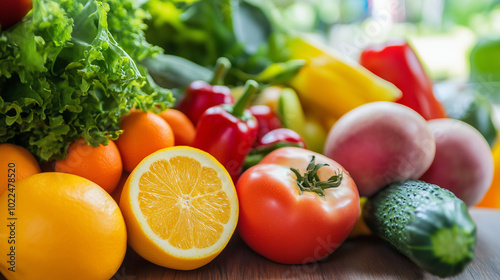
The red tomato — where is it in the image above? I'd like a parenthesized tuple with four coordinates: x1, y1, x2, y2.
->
(236, 147, 360, 264)
(0, 0, 32, 29)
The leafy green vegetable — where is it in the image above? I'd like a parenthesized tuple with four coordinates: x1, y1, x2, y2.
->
(0, 0, 173, 162)
(141, 0, 294, 85)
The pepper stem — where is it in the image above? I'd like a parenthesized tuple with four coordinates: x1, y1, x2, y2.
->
(232, 80, 259, 118)
(290, 156, 343, 197)
(211, 57, 231, 85)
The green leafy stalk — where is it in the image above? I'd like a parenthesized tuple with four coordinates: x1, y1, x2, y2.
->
(290, 156, 343, 197)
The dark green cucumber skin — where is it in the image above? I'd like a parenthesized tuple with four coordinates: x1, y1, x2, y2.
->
(363, 180, 477, 278)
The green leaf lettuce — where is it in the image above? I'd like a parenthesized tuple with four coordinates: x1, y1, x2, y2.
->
(0, 0, 173, 162)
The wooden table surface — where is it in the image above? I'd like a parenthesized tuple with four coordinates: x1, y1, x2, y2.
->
(110, 207, 500, 280)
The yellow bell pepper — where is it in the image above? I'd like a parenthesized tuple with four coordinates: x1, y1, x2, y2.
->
(302, 117, 328, 153)
(253, 86, 283, 114)
(477, 141, 500, 209)
(303, 103, 337, 132)
(287, 36, 401, 120)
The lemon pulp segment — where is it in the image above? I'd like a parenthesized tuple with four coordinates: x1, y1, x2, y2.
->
(137, 156, 231, 249)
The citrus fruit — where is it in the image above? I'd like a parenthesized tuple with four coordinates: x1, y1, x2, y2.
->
(55, 138, 123, 193)
(119, 146, 239, 270)
(116, 111, 175, 172)
(111, 171, 129, 205)
(0, 143, 40, 196)
(0, 172, 127, 280)
(159, 109, 196, 146)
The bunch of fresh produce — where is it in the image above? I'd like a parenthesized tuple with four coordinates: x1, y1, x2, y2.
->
(0, 0, 499, 279)
(0, 0, 172, 162)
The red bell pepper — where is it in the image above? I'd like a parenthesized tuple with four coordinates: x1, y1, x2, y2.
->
(359, 40, 447, 120)
(177, 57, 235, 125)
(248, 105, 282, 140)
(192, 80, 259, 182)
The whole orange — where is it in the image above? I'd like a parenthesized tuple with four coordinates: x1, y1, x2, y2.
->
(0, 172, 127, 280)
(159, 109, 196, 146)
(55, 138, 123, 194)
(116, 111, 175, 172)
(0, 143, 41, 196)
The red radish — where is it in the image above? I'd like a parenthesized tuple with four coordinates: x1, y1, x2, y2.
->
(419, 118, 494, 206)
(324, 102, 435, 196)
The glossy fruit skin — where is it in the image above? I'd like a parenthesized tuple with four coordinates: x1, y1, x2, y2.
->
(324, 102, 436, 196)
(257, 128, 306, 148)
(177, 80, 235, 125)
(0, 143, 40, 196)
(55, 138, 123, 193)
(359, 40, 447, 120)
(236, 147, 359, 264)
(0, 172, 127, 280)
(192, 105, 258, 182)
(192, 80, 259, 183)
(116, 111, 174, 172)
(249, 105, 282, 140)
(159, 109, 196, 146)
(419, 119, 494, 207)
(0, 0, 32, 29)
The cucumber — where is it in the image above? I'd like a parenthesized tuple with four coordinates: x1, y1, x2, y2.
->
(141, 54, 213, 89)
(363, 180, 476, 278)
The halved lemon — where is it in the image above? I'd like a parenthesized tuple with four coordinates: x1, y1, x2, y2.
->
(119, 146, 239, 270)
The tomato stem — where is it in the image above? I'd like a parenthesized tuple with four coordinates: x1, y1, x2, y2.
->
(290, 156, 343, 197)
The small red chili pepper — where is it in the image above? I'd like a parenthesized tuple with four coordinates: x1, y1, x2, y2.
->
(177, 57, 235, 125)
(244, 128, 306, 170)
(249, 105, 282, 141)
(192, 80, 260, 182)
(257, 128, 306, 148)
(359, 40, 447, 120)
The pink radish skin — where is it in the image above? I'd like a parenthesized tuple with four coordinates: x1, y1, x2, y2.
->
(419, 119, 494, 207)
(324, 102, 436, 196)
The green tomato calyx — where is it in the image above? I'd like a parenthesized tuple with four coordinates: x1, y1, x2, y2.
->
(290, 156, 343, 197)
